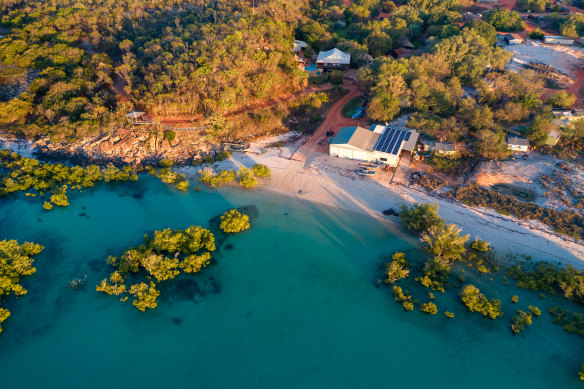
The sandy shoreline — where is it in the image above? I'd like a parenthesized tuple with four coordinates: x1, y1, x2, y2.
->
(177, 135, 584, 267)
(2, 134, 584, 267)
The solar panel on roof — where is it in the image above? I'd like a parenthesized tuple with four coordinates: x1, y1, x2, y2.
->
(373, 126, 413, 155)
(391, 131, 406, 154)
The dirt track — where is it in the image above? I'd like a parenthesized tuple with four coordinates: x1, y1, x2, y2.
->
(292, 81, 368, 163)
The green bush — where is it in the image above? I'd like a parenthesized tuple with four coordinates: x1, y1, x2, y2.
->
(384, 252, 410, 284)
(199, 169, 236, 188)
(393, 285, 414, 311)
(460, 284, 503, 319)
(511, 310, 532, 333)
(159, 159, 174, 168)
(421, 302, 438, 314)
(238, 167, 258, 189)
(220, 209, 250, 233)
(175, 180, 189, 191)
(0, 239, 44, 333)
(251, 163, 271, 177)
(330, 70, 343, 85)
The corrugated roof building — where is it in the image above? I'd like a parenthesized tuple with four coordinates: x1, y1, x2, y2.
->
(330, 125, 419, 166)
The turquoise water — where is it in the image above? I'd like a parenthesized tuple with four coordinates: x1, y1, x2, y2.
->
(0, 175, 583, 388)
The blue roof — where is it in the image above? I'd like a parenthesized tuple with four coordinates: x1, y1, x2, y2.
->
(330, 127, 357, 145)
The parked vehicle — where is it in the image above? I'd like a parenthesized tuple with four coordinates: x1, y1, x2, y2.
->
(355, 169, 377, 176)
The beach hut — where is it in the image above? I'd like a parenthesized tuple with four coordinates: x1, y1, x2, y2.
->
(316, 48, 351, 70)
(507, 136, 530, 152)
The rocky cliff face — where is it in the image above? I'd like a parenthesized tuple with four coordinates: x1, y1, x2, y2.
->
(33, 128, 213, 165)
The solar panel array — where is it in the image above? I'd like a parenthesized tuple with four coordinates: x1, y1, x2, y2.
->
(373, 127, 408, 155)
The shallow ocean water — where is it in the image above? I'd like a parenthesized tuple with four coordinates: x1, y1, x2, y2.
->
(0, 176, 582, 388)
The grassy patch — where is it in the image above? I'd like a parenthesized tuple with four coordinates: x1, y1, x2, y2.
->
(308, 74, 329, 85)
(490, 183, 536, 203)
(341, 97, 365, 118)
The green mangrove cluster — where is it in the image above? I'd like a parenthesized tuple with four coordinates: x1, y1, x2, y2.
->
(199, 164, 271, 189)
(0, 150, 137, 209)
(0, 239, 44, 332)
(96, 226, 215, 311)
(220, 209, 250, 234)
(146, 159, 190, 191)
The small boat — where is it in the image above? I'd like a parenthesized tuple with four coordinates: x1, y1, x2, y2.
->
(359, 162, 380, 168)
(222, 143, 250, 152)
(355, 169, 377, 176)
(351, 106, 365, 119)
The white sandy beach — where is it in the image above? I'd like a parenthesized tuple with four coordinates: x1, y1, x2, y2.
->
(177, 134, 584, 267)
(3, 134, 584, 267)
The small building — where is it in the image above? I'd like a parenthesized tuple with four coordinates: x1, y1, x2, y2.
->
(126, 111, 152, 124)
(504, 33, 523, 45)
(578, 37, 584, 46)
(316, 48, 351, 70)
(462, 12, 481, 22)
(507, 136, 530, 152)
(293, 40, 307, 53)
(552, 109, 584, 126)
(392, 48, 413, 59)
(545, 129, 561, 146)
(544, 35, 574, 45)
(329, 125, 419, 166)
(434, 142, 457, 156)
(375, 12, 391, 21)
(400, 38, 415, 50)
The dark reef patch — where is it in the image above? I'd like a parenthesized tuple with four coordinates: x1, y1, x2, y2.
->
(224, 244, 234, 250)
(158, 275, 221, 303)
(171, 317, 183, 325)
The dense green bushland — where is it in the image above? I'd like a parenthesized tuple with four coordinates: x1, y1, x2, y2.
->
(0, 239, 44, 332)
(0, 149, 137, 208)
(96, 225, 216, 311)
(0, 0, 307, 139)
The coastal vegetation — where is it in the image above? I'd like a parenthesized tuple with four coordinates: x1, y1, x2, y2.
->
(451, 184, 584, 240)
(460, 284, 503, 319)
(511, 310, 533, 333)
(421, 302, 438, 314)
(96, 225, 216, 311)
(199, 165, 270, 190)
(393, 285, 414, 311)
(384, 252, 410, 284)
(0, 239, 44, 332)
(220, 210, 250, 234)
(0, 150, 137, 208)
(508, 261, 584, 305)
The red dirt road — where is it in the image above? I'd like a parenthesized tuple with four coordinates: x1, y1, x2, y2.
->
(292, 82, 368, 163)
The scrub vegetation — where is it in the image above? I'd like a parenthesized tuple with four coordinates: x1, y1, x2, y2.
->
(220, 209, 250, 234)
(381, 202, 584, 379)
(0, 239, 44, 332)
(96, 225, 216, 311)
(0, 150, 137, 209)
